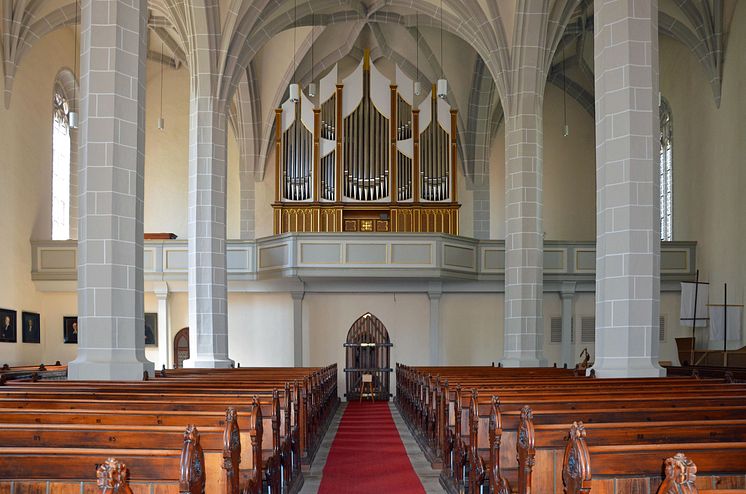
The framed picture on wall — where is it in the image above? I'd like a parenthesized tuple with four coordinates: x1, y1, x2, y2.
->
(63, 316, 78, 344)
(21, 312, 40, 344)
(144, 313, 158, 346)
(0, 308, 17, 343)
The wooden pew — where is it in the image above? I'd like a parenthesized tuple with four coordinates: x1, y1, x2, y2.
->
(562, 422, 746, 493)
(0, 425, 207, 494)
(657, 453, 746, 494)
(0, 406, 262, 494)
(515, 406, 746, 493)
(0, 365, 339, 493)
(0, 390, 290, 492)
(397, 364, 746, 494)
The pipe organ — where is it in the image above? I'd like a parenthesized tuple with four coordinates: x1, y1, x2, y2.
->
(274, 50, 459, 234)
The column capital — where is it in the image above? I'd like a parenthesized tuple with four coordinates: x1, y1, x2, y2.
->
(153, 282, 169, 300)
(560, 281, 577, 298)
(427, 282, 443, 300)
(291, 291, 305, 302)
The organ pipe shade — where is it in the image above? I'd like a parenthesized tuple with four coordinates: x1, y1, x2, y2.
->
(437, 79, 448, 99)
(289, 83, 300, 102)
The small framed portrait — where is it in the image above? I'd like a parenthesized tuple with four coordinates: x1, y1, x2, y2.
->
(144, 313, 158, 346)
(63, 316, 78, 344)
(0, 308, 17, 343)
(21, 312, 40, 344)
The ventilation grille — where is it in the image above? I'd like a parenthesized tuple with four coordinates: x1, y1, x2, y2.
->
(660, 316, 666, 342)
(581, 317, 595, 343)
(550, 317, 562, 343)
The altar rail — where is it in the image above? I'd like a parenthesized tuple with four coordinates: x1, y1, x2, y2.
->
(31, 236, 696, 285)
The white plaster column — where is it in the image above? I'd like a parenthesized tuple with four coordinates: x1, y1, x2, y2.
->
(428, 283, 443, 364)
(502, 90, 547, 367)
(183, 90, 233, 369)
(154, 283, 170, 370)
(593, 0, 663, 377)
(560, 282, 576, 368)
(291, 291, 304, 366)
(68, 0, 153, 380)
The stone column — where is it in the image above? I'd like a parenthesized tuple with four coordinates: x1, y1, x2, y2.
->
(291, 291, 305, 366)
(560, 282, 576, 368)
(183, 92, 233, 368)
(68, 0, 153, 380)
(472, 184, 490, 240)
(502, 91, 547, 367)
(593, 0, 663, 377)
(239, 170, 256, 240)
(154, 283, 170, 370)
(428, 283, 443, 364)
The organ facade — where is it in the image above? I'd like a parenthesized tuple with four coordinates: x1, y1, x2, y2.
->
(273, 50, 460, 234)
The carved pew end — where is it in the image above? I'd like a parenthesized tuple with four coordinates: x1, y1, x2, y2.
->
(97, 458, 134, 494)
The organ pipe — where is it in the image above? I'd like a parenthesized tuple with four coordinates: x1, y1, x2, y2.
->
(274, 55, 456, 208)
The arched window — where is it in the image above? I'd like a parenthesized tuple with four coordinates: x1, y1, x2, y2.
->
(660, 98, 673, 241)
(52, 85, 71, 240)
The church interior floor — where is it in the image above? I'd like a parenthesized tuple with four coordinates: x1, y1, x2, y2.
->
(298, 401, 445, 494)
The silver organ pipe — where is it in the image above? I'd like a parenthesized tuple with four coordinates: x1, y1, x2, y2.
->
(342, 62, 390, 202)
(320, 96, 336, 201)
(419, 97, 450, 202)
(282, 103, 313, 201)
(276, 56, 454, 214)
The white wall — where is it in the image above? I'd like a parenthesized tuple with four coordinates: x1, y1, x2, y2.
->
(0, 28, 76, 366)
(228, 293, 294, 366)
(490, 83, 597, 240)
(660, 3, 746, 346)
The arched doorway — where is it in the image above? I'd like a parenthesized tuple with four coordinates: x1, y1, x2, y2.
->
(173, 328, 189, 369)
(344, 313, 392, 401)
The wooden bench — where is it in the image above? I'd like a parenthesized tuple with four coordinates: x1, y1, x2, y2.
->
(562, 422, 746, 493)
(0, 365, 339, 494)
(0, 406, 262, 494)
(396, 364, 746, 494)
(0, 425, 207, 494)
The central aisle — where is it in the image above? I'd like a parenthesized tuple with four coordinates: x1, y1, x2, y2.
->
(317, 402, 426, 494)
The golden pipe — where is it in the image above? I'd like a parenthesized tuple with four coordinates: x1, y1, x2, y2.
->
(275, 109, 283, 203)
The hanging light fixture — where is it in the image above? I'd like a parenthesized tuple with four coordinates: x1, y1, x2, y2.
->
(562, 46, 569, 137)
(289, 0, 300, 102)
(436, 0, 448, 99)
(158, 42, 165, 130)
(68, 0, 79, 129)
(308, 14, 316, 97)
(414, 13, 421, 96)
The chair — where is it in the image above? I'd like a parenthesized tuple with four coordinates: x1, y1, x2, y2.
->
(360, 373, 374, 402)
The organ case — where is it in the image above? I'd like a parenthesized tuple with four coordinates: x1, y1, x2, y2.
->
(273, 50, 460, 234)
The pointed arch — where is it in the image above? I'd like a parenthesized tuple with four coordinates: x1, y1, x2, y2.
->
(344, 313, 392, 401)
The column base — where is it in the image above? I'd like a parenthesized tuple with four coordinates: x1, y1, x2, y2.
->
(182, 356, 234, 369)
(590, 358, 665, 378)
(68, 357, 155, 381)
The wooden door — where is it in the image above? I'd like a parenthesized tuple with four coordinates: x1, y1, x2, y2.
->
(344, 313, 392, 401)
(173, 328, 189, 369)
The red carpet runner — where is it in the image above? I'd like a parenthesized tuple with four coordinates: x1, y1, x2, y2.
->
(318, 402, 426, 494)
